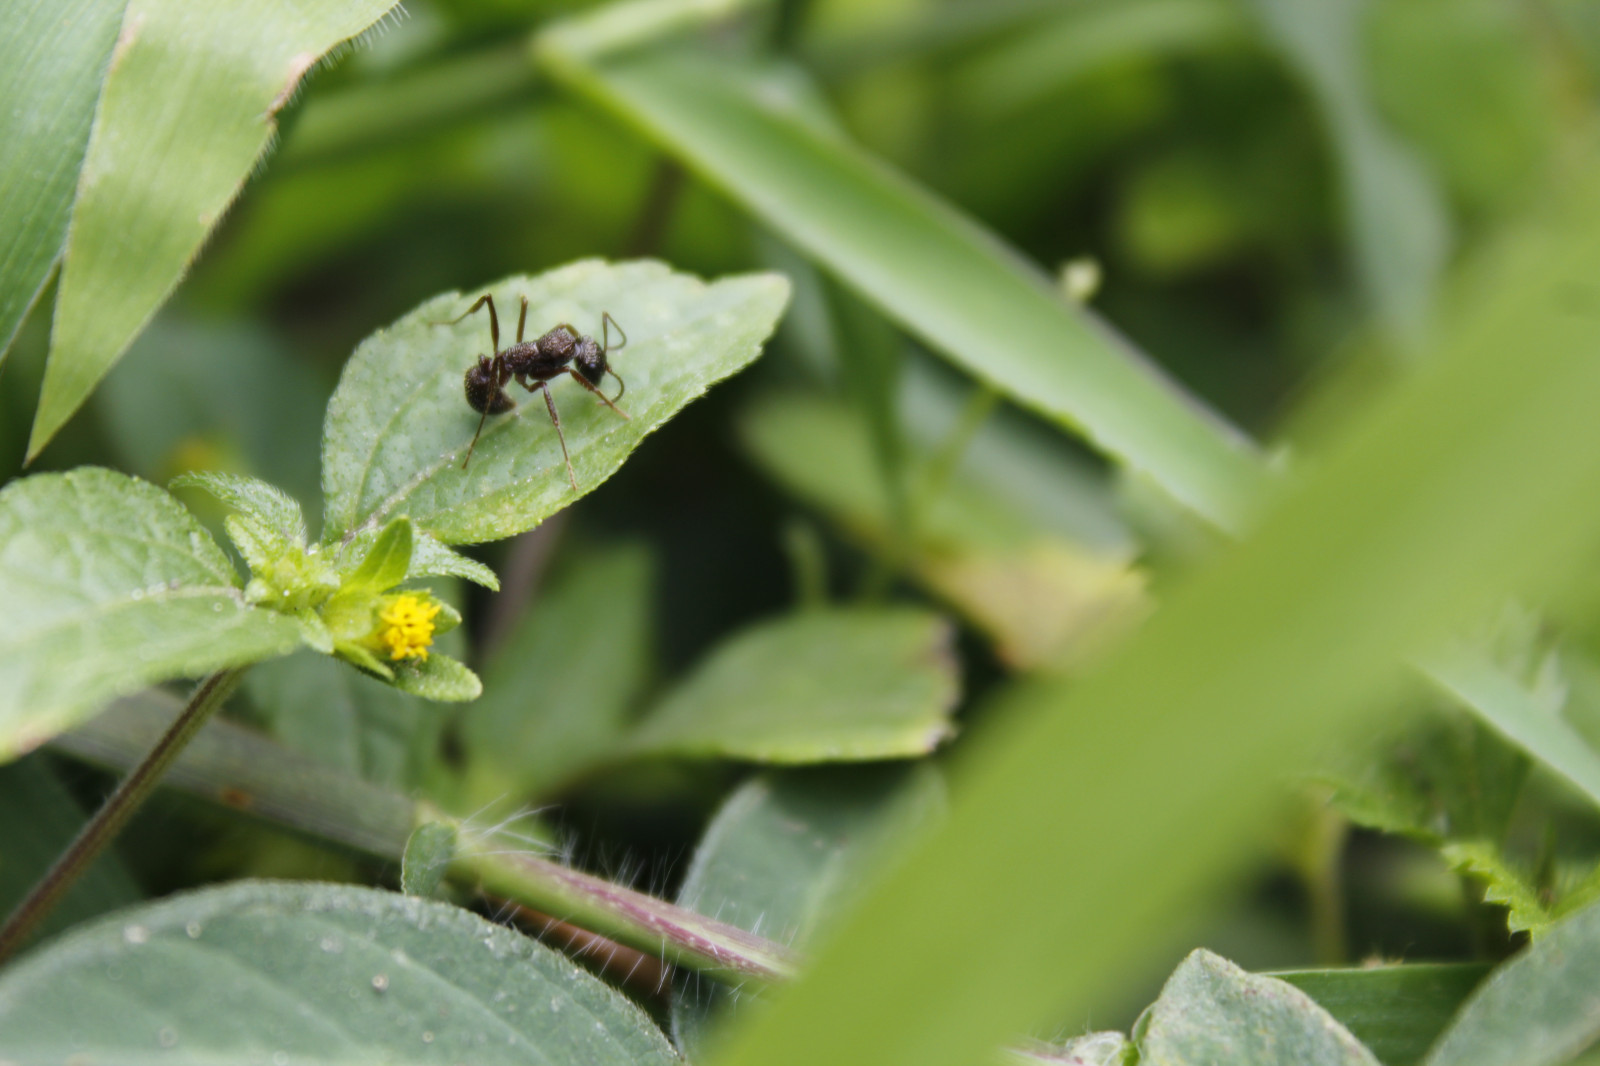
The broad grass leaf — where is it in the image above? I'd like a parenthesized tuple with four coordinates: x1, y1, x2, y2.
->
(460, 543, 654, 804)
(321, 259, 789, 545)
(0, 0, 124, 363)
(672, 766, 944, 1058)
(1139, 950, 1380, 1065)
(702, 173, 1600, 1066)
(628, 608, 958, 763)
(1424, 897, 1600, 1066)
(538, 40, 1268, 532)
(27, 0, 401, 459)
(0, 880, 680, 1065)
(1273, 965, 1488, 1066)
(0, 468, 302, 762)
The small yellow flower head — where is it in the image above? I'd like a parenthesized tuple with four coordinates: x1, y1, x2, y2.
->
(378, 594, 441, 661)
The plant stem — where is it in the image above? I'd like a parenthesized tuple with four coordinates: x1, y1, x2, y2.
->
(0, 669, 244, 965)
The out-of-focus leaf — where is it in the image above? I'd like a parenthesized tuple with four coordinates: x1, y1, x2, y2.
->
(1439, 841, 1549, 937)
(27, 0, 402, 459)
(742, 394, 1146, 671)
(0, 0, 125, 364)
(1009, 1033, 1132, 1065)
(539, 37, 1268, 533)
(0, 756, 142, 943)
(244, 652, 444, 791)
(628, 607, 958, 763)
(0, 881, 681, 1064)
(672, 766, 945, 1059)
(460, 543, 654, 803)
(1247, 0, 1450, 342)
(1424, 898, 1600, 1066)
(0, 468, 302, 762)
(320, 259, 789, 545)
(1138, 950, 1380, 1065)
(1275, 964, 1488, 1066)
(400, 821, 456, 899)
(704, 173, 1600, 1066)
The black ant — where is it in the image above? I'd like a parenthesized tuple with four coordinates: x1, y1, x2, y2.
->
(446, 293, 629, 486)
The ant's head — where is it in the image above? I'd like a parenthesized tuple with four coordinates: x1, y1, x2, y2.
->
(464, 356, 513, 415)
(573, 337, 607, 387)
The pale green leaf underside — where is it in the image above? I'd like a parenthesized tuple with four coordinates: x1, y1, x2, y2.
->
(629, 608, 958, 762)
(1424, 898, 1600, 1066)
(0, 468, 301, 761)
(1141, 950, 1380, 1065)
(0, 0, 124, 362)
(171, 469, 308, 545)
(29, 0, 401, 458)
(0, 880, 680, 1065)
(540, 45, 1267, 532)
(673, 766, 945, 1058)
(321, 259, 789, 545)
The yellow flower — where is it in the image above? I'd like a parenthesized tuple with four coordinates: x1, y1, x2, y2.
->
(378, 594, 441, 661)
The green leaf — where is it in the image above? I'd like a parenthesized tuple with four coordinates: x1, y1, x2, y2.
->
(401, 821, 456, 899)
(345, 515, 415, 592)
(539, 40, 1268, 532)
(171, 469, 308, 546)
(1441, 841, 1551, 937)
(672, 766, 945, 1058)
(628, 607, 958, 763)
(1424, 898, 1600, 1066)
(461, 543, 654, 803)
(244, 652, 445, 791)
(388, 652, 481, 703)
(0, 468, 303, 762)
(702, 172, 1600, 1066)
(0, 0, 125, 363)
(0, 880, 680, 1064)
(0, 755, 142, 943)
(320, 259, 789, 545)
(1246, 0, 1450, 343)
(409, 534, 500, 590)
(27, 0, 402, 459)
(741, 392, 1147, 671)
(1274, 964, 1489, 1066)
(1138, 950, 1380, 1065)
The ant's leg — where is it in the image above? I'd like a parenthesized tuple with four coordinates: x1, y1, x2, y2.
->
(536, 382, 578, 490)
(567, 367, 631, 420)
(461, 405, 492, 469)
(441, 294, 500, 353)
(516, 296, 529, 344)
(605, 367, 626, 405)
(601, 311, 627, 351)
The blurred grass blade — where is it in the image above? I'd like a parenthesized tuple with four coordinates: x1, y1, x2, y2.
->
(538, 37, 1269, 532)
(0, 0, 125, 365)
(26, 0, 401, 460)
(1248, 0, 1450, 343)
(1274, 965, 1489, 1066)
(704, 178, 1600, 1066)
(1422, 647, 1600, 810)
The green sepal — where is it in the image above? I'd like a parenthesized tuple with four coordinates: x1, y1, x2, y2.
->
(344, 515, 414, 593)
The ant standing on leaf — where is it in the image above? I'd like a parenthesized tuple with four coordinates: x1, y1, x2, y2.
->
(447, 293, 630, 486)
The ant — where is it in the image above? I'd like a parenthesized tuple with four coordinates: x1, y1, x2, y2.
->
(446, 293, 630, 486)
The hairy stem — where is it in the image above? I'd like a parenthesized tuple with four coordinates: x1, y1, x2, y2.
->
(0, 669, 244, 965)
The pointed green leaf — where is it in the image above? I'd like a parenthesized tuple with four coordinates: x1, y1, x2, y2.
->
(538, 41, 1268, 531)
(409, 534, 499, 590)
(629, 608, 958, 763)
(0, 0, 125, 363)
(27, 0, 402, 458)
(462, 543, 654, 803)
(1441, 841, 1551, 936)
(223, 513, 282, 572)
(1140, 950, 1380, 1065)
(0, 881, 680, 1065)
(0, 468, 302, 762)
(345, 515, 414, 592)
(321, 259, 789, 545)
(1425, 897, 1600, 1066)
(1274, 964, 1488, 1066)
(171, 470, 307, 545)
(673, 766, 945, 1058)
(388, 653, 481, 703)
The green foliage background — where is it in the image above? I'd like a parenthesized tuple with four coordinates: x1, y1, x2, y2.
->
(7, 0, 1600, 1063)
